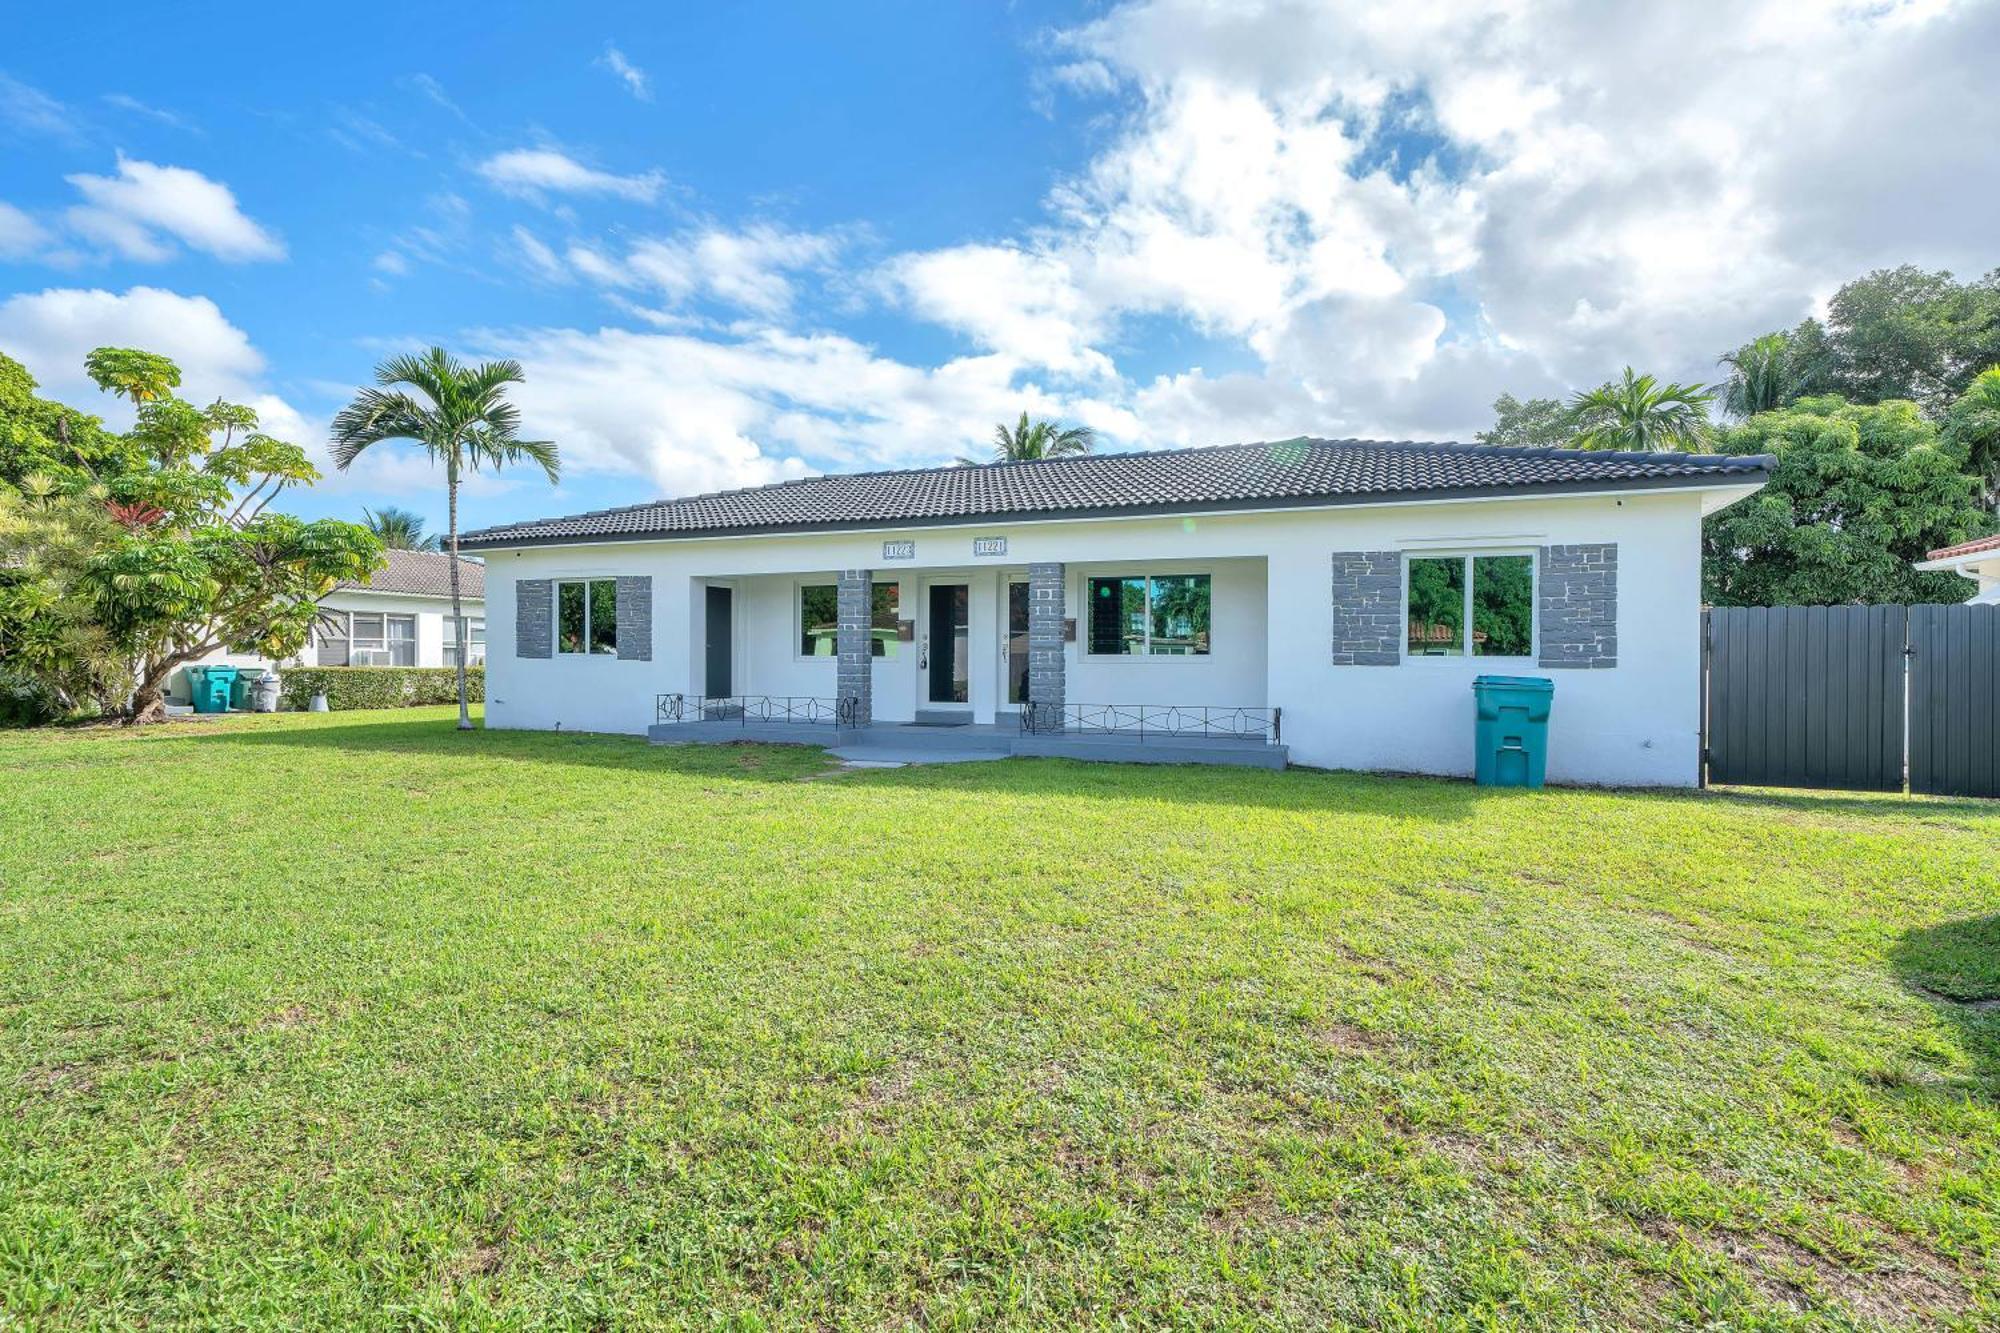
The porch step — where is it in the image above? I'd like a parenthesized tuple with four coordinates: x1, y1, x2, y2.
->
(651, 718, 1288, 769)
(911, 709, 973, 727)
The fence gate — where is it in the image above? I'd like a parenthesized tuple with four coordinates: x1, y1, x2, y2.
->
(1909, 603, 1999, 797)
(1703, 606, 1906, 791)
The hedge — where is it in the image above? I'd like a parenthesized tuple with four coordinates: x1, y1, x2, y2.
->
(278, 666, 484, 712)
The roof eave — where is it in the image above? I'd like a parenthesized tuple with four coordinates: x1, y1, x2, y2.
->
(458, 464, 1774, 552)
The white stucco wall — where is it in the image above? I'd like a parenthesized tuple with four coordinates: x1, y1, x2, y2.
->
(480, 485, 1749, 786)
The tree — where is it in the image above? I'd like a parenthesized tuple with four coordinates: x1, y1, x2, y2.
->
(362, 505, 440, 551)
(970, 412, 1094, 465)
(1820, 266, 2000, 413)
(1569, 368, 1716, 452)
(1942, 365, 2000, 512)
(1718, 332, 1797, 419)
(0, 353, 141, 491)
(1476, 394, 1578, 448)
(330, 347, 558, 730)
(0, 348, 383, 723)
(1702, 396, 1993, 606)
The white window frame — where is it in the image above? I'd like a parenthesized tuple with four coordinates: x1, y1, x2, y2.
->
(443, 615, 486, 668)
(1080, 570, 1215, 661)
(324, 610, 415, 667)
(1400, 548, 1538, 664)
(794, 578, 901, 662)
(553, 578, 620, 657)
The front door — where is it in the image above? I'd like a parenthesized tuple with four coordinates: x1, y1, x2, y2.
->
(925, 582, 970, 704)
(1005, 578, 1030, 708)
(704, 585, 733, 696)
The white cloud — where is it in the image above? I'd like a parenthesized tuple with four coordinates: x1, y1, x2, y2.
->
(475, 148, 665, 204)
(63, 156, 285, 263)
(0, 286, 266, 416)
(558, 223, 843, 315)
(0, 74, 77, 141)
(509, 226, 569, 283)
(0, 202, 49, 259)
(102, 93, 200, 134)
(598, 45, 653, 101)
(372, 250, 410, 276)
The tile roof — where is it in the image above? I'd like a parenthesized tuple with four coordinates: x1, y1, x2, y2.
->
(1925, 533, 2000, 561)
(340, 548, 486, 599)
(459, 437, 1773, 550)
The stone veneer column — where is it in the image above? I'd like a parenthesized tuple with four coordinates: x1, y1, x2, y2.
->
(1537, 543, 1618, 668)
(835, 569, 873, 726)
(1329, 552, 1403, 665)
(1027, 562, 1066, 730)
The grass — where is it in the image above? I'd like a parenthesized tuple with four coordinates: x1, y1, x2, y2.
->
(0, 708, 1996, 1330)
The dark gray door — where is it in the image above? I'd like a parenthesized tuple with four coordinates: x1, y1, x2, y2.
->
(1704, 605, 1905, 791)
(705, 585, 733, 696)
(1909, 603, 1999, 797)
(927, 583, 969, 704)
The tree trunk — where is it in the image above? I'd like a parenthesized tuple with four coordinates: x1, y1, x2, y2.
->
(448, 460, 471, 731)
(125, 683, 169, 726)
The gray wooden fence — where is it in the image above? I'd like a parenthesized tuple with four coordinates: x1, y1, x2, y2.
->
(1703, 603, 1998, 797)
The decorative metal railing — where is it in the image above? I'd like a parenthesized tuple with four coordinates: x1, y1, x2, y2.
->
(655, 694, 858, 727)
(1018, 702, 1280, 743)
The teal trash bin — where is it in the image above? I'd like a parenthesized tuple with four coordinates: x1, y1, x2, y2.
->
(228, 671, 257, 711)
(188, 665, 239, 714)
(1472, 675, 1553, 788)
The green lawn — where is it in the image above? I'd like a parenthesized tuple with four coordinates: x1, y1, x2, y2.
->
(1, 709, 1996, 1330)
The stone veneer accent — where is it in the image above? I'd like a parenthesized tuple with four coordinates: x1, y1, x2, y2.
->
(515, 579, 551, 658)
(614, 575, 652, 661)
(835, 569, 873, 724)
(1329, 551, 1403, 665)
(1026, 562, 1066, 730)
(1537, 543, 1618, 668)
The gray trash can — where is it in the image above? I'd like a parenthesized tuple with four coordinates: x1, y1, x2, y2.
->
(253, 671, 281, 713)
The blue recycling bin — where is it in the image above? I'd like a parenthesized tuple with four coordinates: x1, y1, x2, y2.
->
(187, 665, 240, 714)
(1472, 675, 1553, 788)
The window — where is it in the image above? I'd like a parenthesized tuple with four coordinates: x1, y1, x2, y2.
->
(314, 613, 349, 667)
(1405, 554, 1533, 658)
(798, 582, 901, 658)
(444, 616, 486, 668)
(556, 579, 619, 655)
(1086, 574, 1211, 656)
(342, 612, 416, 666)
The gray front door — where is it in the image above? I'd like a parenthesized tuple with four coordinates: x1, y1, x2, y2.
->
(704, 585, 733, 696)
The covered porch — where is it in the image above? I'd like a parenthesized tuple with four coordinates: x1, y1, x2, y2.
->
(655, 553, 1279, 766)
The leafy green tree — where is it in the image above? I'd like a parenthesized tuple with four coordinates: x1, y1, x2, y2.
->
(0, 353, 141, 490)
(970, 413, 1095, 464)
(1942, 365, 2000, 511)
(0, 349, 383, 723)
(362, 505, 440, 551)
(1820, 266, 2000, 413)
(1475, 394, 1578, 448)
(1702, 396, 1993, 606)
(1569, 368, 1715, 452)
(1718, 332, 1797, 419)
(331, 347, 558, 730)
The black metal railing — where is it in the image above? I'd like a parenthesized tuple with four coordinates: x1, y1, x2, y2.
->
(655, 694, 858, 727)
(1018, 702, 1280, 743)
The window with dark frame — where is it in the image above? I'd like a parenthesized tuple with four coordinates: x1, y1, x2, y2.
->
(1086, 574, 1210, 656)
(799, 582, 900, 658)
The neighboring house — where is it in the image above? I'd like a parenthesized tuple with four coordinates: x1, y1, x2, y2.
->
(459, 438, 1771, 786)
(1914, 533, 2000, 605)
(169, 549, 486, 702)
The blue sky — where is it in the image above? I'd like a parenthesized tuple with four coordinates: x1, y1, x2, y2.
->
(3, 0, 1994, 537)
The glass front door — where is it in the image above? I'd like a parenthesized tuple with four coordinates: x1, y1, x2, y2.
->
(926, 583, 970, 704)
(1006, 579, 1030, 706)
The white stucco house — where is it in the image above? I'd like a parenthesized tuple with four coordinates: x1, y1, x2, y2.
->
(169, 549, 487, 703)
(1915, 533, 2000, 604)
(458, 438, 1771, 786)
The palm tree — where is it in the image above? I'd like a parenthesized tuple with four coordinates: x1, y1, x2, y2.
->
(330, 347, 558, 730)
(1569, 368, 1716, 452)
(361, 505, 441, 552)
(1717, 332, 1794, 419)
(966, 412, 1095, 465)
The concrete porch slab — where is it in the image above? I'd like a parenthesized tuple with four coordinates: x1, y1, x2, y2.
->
(649, 718, 1287, 769)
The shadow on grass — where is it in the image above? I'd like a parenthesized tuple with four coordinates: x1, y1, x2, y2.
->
(1700, 785, 2000, 824)
(179, 712, 1497, 820)
(1891, 914, 2000, 1093)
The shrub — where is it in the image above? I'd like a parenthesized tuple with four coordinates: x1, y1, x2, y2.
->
(0, 669, 66, 728)
(277, 666, 484, 711)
